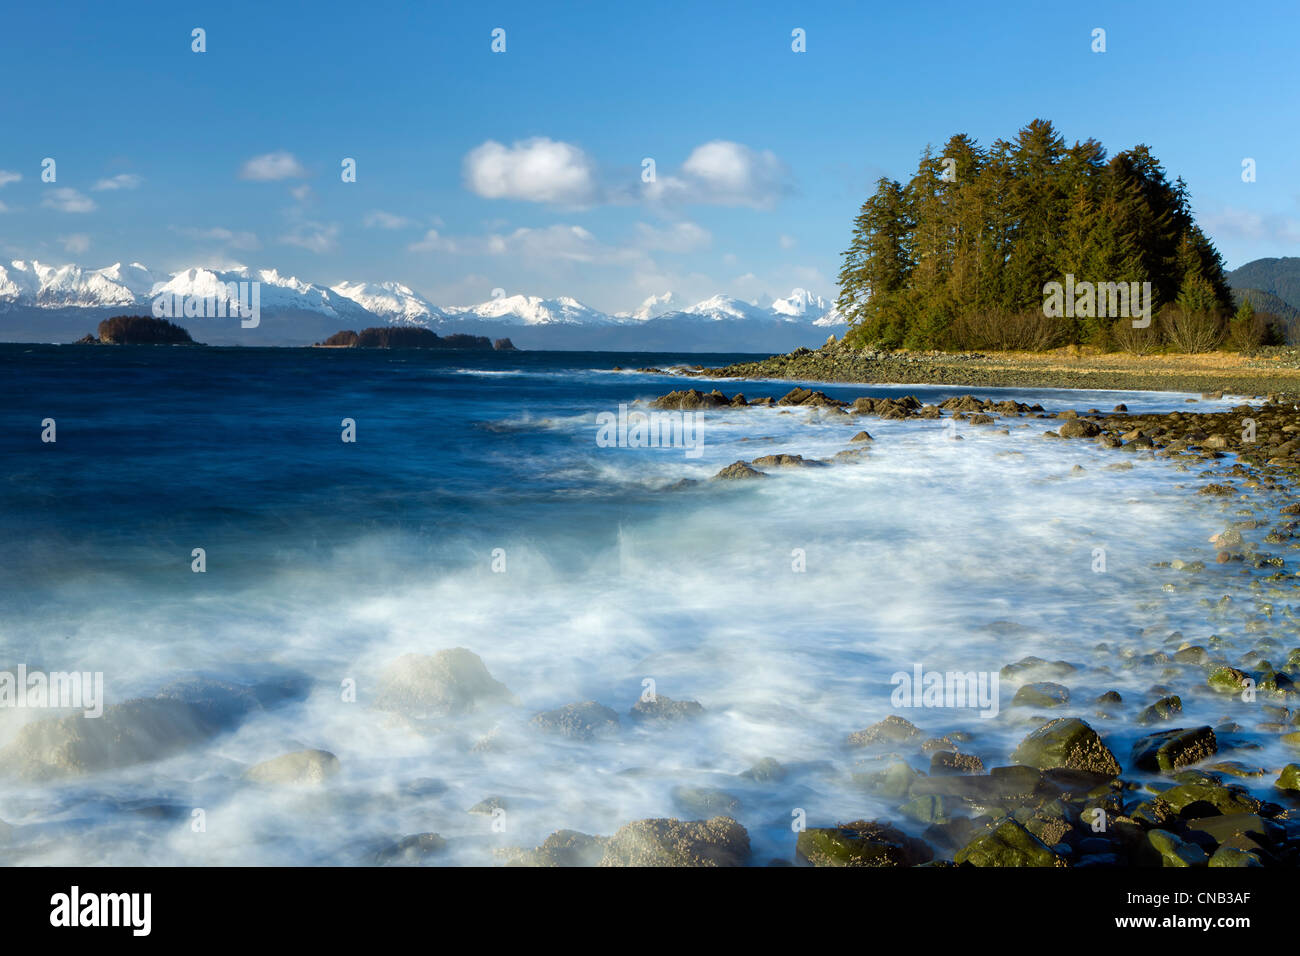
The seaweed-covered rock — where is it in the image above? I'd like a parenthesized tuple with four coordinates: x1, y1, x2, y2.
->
(1144, 829, 1209, 867)
(1157, 781, 1262, 818)
(1276, 763, 1300, 794)
(532, 701, 620, 740)
(712, 461, 767, 480)
(1000, 657, 1076, 682)
(1012, 682, 1070, 708)
(1209, 846, 1264, 867)
(777, 387, 846, 408)
(1131, 727, 1217, 773)
(954, 818, 1065, 867)
(796, 820, 933, 867)
(1136, 696, 1183, 726)
(628, 695, 704, 723)
(649, 389, 731, 410)
(1207, 666, 1253, 695)
(749, 453, 826, 469)
(930, 751, 985, 775)
(1058, 420, 1101, 439)
(739, 757, 788, 783)
(1011, 718, 1120, 776)
(371, 833, 447, 865)
(503, 830, 608, 867)
(846, 715, 922, 748)
(600, 816, 749, 867)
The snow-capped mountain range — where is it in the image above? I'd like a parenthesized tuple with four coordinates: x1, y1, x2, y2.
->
(0, 258, 845, 349)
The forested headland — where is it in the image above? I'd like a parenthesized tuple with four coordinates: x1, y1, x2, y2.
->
(836, 120, 1285, 353)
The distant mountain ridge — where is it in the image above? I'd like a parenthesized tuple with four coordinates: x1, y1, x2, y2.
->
(1226, 257, 1300, 324)
(0, 257, 844, 350)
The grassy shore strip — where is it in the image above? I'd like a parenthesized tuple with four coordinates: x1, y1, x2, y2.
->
(670, 342, 1300, 399)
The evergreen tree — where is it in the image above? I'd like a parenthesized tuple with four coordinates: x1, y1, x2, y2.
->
(838, 177, 914, 346)
(837, 120, 1232, 351)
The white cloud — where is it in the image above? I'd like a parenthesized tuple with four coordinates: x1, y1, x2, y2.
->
(240, 151, 307, 181)
(60, 234, 91, 254)
(0, 201, 8, 213)
(486, 224, 644, 266)
(280, 221, 339, 253)
(408, 229, 458, 253)
(645, 141, 791, 208)
(41, 188, 96, 213)
(92, 173, 142, 191)
(464, 138, 598, 205)
(633, 221, 711, 253)
(0, 170, 21, 188)
(780, 234, 797, 249)
(365, 210, 415, 229)
(291, 184, 312, 201)
(173, 226, 261, 250)
(1202, 206, 1300, 245)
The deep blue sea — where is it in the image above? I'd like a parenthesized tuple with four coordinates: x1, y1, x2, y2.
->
(0, 344, 1290, 864)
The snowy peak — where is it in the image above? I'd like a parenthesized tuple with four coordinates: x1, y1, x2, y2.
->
(155, 266, 373, 320)
(331, 280, 444, 325)
(680, 294, 775, 322)
(771, 287, 829, 317)
(0, 257, 847, 329)
(0, 259, 150, 307)
(445, 293, 612, 326)
(617, 291, 682, 321)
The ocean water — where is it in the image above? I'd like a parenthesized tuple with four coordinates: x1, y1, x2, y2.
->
(0, 344, 1291, 865)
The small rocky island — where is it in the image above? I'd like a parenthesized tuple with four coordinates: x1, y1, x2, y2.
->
(74, 315, 197, 345)
(316, 327, 516, 350)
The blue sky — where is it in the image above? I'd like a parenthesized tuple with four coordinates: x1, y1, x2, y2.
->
(1, 0, 1297, 312)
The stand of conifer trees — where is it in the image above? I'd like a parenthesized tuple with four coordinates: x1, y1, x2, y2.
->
(836, 120, 1247, 352)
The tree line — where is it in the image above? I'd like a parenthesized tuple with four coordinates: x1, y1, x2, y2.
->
(836, 119, 1283, 352)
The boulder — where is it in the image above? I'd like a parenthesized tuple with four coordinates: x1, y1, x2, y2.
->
(671, 786, 741, 817)
(599, 816, 749, 867)
(628, 695, 704, 723)
(1144, 829, 1209, 867)
(712, 461, 766, 480)
(846, 715, 922, 748)
(244, 749, 340, 786)
(0, 676, 308, 780)
(649, 389, 730, 410)
(1011, 718, 1120, 776)
(1131, 727, 1217, 773)
(954, 818, 1064, 867)
(532, 701, 620, 740)
(374, 649, 513, 718)
(796, 820, 933, 867)
(1012, 682, 1070, 708)
(1058, 420, 1101, 439)
(749, 453, 825, 469)
(372, 832, 447, 865)
(1136, 696, 1183, 726)
(503, 830, 607, 867)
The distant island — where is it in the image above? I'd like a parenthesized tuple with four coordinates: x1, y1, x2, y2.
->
(74, 315, 198, 345)
(316, 327, 516, 350)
